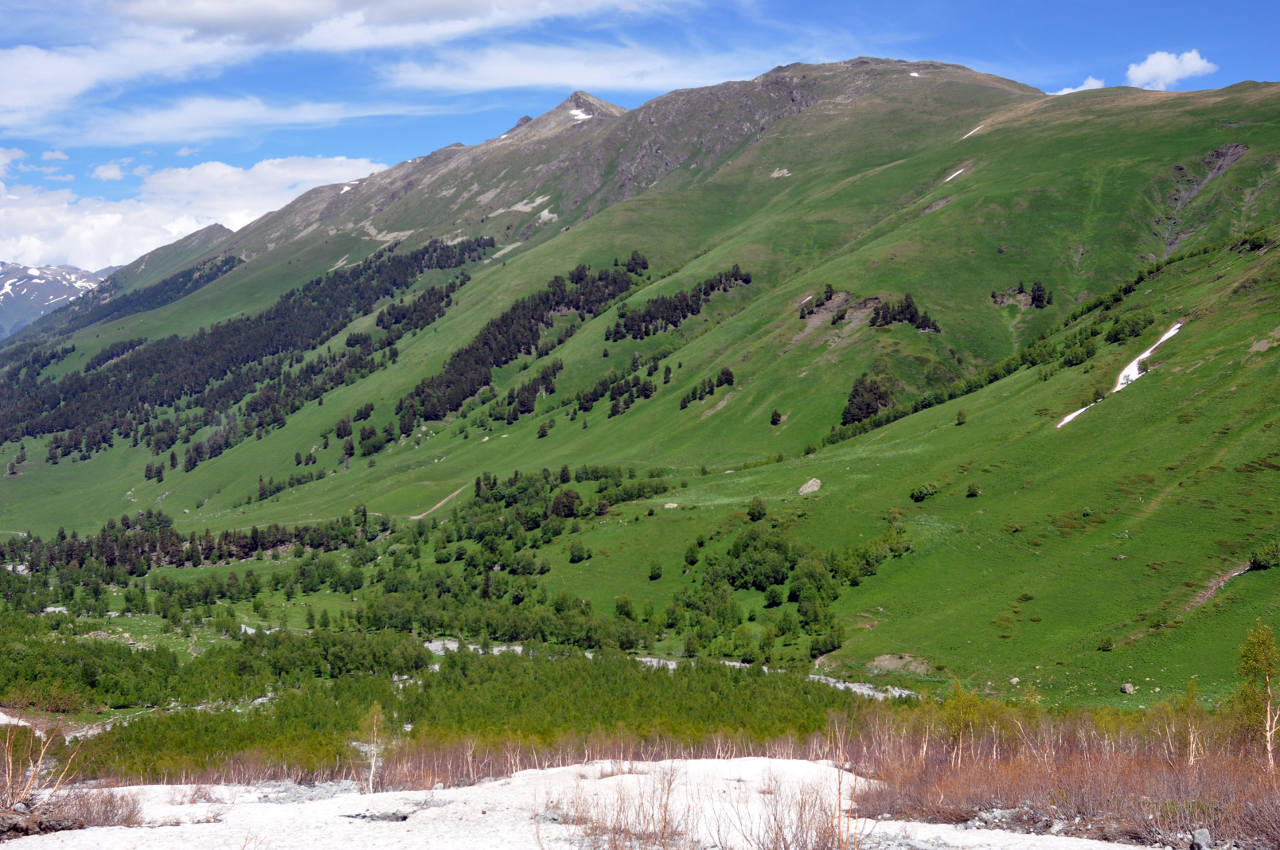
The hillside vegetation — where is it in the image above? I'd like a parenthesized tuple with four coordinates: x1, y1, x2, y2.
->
(1, 57, 1279, 712)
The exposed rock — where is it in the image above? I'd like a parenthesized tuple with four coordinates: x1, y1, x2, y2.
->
(1191, 827, 1212, 850)
(0, 811, 85, 839)
(798, 477, 822, 495)
(1121, 682, 1137, 694)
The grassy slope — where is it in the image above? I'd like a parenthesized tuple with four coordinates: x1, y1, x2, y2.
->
(3, 74, 1280, 704)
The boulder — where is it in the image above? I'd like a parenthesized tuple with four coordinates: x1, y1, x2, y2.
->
(1191, 827, 1212, 850)
(1120, 682, 1137, 694)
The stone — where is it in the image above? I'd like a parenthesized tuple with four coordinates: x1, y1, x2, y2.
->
(1191, 828, 1212, 850)
(1121, 682, 1137, 694)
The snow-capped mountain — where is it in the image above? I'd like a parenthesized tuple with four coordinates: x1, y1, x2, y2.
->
(0, 262, 106, 339)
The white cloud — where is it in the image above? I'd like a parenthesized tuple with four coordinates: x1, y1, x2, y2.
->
(0, 154, 386, 268)
(2, 1, 695, 144)
(176, 146, 199, 156)
(1048, 76, 1105, 96)
(111, 1, 665, 48)
(387, 42, 772, 93)
(83, 95, 438, 146)
(41, 150, 68, 160)
(92, 163, 125, 180)
(1126, 49, 1217, 91)
(0, 32, 253, 136)
(0, 148, 26, 177)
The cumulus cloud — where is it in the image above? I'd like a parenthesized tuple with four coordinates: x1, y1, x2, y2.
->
(1049, 76, 1105, 96)
(92, 163, 125, 180)
(387, 42, 771, 93)
(41, 150, 68, 160)
(0, 154, 385, 268)
(1126, 49, 1217, 91)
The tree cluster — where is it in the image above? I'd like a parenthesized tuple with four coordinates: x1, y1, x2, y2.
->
(396, 256, 648, 426)
(603, 265, 751, 341)
(869, 293, 940, 332)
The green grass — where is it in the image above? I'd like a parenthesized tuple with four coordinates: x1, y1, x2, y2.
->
(4, 70, 1280, 706)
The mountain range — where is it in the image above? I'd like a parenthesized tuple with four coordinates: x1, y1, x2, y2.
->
(0, 262, 110, 339)
(2, 56, 1279, 704)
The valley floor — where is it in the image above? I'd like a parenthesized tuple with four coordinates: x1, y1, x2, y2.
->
(18, 758, 1147, 850)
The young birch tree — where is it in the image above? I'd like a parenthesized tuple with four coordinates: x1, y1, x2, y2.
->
(1239, 620, 1280, 772)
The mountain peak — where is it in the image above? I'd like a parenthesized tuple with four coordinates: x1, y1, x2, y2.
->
(493, 91, 626, 145)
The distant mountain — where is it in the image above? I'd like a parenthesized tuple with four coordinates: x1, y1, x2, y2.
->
(0, 262, 104, 338)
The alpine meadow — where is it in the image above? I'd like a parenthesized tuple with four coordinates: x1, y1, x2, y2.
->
(3, 56, 1280, 846)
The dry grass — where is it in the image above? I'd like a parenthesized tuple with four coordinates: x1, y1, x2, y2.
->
(838, 705, 1280, 849)
(549, 764, 695, 850)
(2, 724, 76, 812)
(39, 691, 1280, 848)
(42, 787, 143, 828)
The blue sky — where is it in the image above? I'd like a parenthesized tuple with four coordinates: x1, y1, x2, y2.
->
(0, 0, 1273, 269)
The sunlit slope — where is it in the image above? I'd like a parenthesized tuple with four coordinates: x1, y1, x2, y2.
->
(4, 73, 1280, 541)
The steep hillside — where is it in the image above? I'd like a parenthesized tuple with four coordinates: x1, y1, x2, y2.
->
(1, 58, 1279, 704)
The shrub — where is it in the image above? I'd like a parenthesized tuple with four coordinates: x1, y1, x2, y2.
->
(909, 483, 939, 503)
(746, 496, 767, 522)
(1250, 540, 1280, 570)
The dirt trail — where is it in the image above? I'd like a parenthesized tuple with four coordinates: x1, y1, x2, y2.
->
(410, 484, 468, 520)
(1186, 563, 1250, 612)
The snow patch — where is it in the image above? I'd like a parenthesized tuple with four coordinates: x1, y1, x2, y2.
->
(1057, 321, 1183, 428)
(21, 758, 1143, 850)
(961, 124, 984, 140)
(339, 185, 351, 194)
(944, 168, 965, 183)
(0, 710, 31, 729)
(537, 208, 558, 224)
(770, 167, 791, 178)
(909, 72, 920, 77)
(1113, 321, 1182, 392)
(1055, 403, 1096, 429)
(569, 108, 592, 121)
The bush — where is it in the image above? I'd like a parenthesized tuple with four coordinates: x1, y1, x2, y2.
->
(1250, 540, 1280, 571)
(909, 483, 939, 503)
(747, 496, 767, 522)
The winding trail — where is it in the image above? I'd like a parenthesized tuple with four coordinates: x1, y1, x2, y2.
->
(410, 484, 468, 520)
